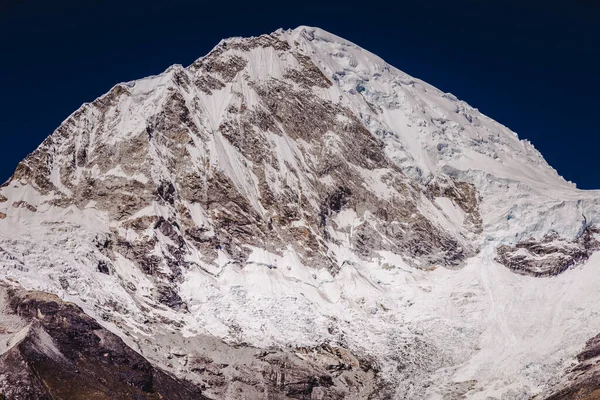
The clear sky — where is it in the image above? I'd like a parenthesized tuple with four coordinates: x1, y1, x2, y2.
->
(1, 0, 599, 187)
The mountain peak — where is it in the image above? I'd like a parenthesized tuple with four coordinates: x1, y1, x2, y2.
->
(1, 27, 600, 399)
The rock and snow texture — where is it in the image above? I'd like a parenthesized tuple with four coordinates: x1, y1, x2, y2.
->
(0, 284, 208, 399)
(1, 26, 600, 399)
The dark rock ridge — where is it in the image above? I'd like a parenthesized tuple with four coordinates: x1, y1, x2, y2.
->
(543, 332, 600, 400)
(0, 284, 208, 400)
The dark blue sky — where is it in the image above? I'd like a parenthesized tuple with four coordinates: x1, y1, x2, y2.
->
(1, 1, 599, 187)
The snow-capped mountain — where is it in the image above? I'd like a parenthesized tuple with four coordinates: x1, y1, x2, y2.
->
(1, 26, 600, 399)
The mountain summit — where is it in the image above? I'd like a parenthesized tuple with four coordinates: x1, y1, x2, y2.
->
(1, 26, 600, 399)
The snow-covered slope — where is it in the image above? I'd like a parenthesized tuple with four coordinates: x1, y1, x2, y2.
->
(1, 26, 600, 399)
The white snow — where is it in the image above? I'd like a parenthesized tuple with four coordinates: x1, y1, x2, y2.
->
(435, 197, 466, 227)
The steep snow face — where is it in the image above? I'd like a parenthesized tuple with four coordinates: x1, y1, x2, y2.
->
(1, 26, 600, 399)
(288, 27, 600, 246)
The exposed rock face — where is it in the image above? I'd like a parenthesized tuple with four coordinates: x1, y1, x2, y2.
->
(0, 283, 387, 399)
(2, 26, 600, 399)
(0, 284, 208, 400)
(146, 335, 387, 400)
(540, 332, 600, 400)
(496, 227, 600, 277)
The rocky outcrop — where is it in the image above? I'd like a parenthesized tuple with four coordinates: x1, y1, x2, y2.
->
(0, 284, 387, 400)
(134, 331, 388, 400)
(427, 177, 483, 234)
(542, 332, 600, 400)
(496, 226, 600, 276)
(0, 284, 208, 400)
